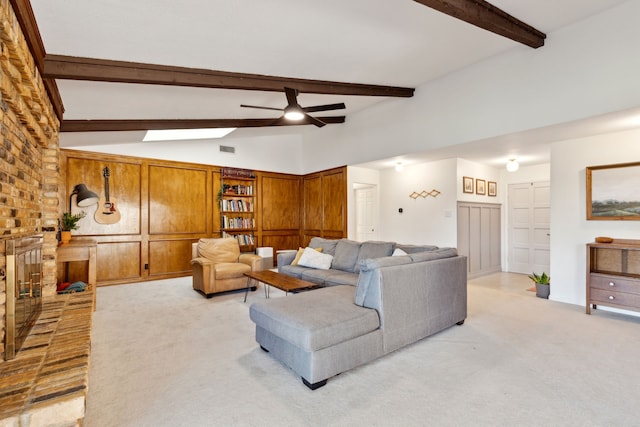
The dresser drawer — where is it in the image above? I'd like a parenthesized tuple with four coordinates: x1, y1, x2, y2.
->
(590, 288, 640, 309)
(589, 273, 640, 295)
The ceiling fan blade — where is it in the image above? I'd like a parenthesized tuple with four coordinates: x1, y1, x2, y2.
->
(240, 104, 283, 112)
(304, 114, 327, 128)
(284, 87, 299, 107)
(303, 103, 346, 113)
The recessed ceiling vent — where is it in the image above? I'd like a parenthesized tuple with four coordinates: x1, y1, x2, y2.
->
(220, 145, 235, 154)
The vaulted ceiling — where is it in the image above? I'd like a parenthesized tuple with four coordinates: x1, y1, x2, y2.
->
(27, 0, 632, 163)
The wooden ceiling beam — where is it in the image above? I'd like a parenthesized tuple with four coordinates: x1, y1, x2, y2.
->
(44, 55, 415, 98)
(414, 0, 546, 48)
(60, 117, 346, 132)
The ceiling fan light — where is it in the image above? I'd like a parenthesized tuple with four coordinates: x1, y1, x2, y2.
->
(284, 106, 304, 121)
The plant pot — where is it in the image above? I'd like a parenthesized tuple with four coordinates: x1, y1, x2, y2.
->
(60, 231, 72, 245)
(535, 283, 550, 299)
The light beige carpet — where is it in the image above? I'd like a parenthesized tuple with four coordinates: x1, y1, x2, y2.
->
(84, 273, 640, 427)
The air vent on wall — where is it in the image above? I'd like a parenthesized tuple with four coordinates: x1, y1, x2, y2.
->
(220, 145, 235, 154)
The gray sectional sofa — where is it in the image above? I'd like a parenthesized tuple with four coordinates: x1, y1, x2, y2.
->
(249, 238, 467, 389)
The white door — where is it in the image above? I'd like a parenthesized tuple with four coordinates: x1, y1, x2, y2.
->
(508, 182, 550, 275)
(355, 186, 378, 241)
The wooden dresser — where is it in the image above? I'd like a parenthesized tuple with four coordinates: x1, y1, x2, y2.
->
(586, 239, 640, 315)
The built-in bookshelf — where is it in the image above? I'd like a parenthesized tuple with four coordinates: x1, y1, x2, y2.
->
(220, 167, 256, 252)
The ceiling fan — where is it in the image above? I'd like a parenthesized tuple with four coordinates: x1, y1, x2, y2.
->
(241, 87, 346, 128)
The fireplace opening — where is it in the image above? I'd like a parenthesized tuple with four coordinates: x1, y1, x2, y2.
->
(4, 234, 43, 360)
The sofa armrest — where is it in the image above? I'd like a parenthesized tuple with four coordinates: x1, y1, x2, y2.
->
(239, 254, 263, 271)
(361, 255, 467, 354)
(277, 250, 297, 267)
(191, 257, 213, 266)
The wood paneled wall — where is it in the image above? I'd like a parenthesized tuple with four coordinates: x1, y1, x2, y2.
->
(302, 167, 347, 245)
(61, 150, 346, 285)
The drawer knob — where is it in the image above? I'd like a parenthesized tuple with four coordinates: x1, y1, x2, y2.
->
(609, 295, 615, 300)
(609, 282, 615, 287)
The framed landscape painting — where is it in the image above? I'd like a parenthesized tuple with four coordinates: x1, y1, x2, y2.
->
(586, 162, 640, 220)
(475, 179, 486, 195)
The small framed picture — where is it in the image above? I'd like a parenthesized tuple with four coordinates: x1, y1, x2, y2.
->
(463, 176, 474, 194)
(488, 181, 497, 197)
(476, 179, 486, 195)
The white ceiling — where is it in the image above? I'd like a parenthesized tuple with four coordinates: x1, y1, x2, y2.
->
(31, 0, 633, 169)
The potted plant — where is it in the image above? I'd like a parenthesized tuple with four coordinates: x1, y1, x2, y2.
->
(60, 211, 86, 245)
(528, 272, 550, 299)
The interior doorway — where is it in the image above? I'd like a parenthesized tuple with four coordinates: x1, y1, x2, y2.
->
(507, 181, 550, 275)
(354, 184, 378, 242)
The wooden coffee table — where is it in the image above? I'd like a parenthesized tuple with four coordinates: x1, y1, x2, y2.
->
(244, 270, 318, 302)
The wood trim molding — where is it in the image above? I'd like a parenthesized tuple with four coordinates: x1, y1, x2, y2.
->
(414, 0, 546, 48)
(60, 117, 346, 132)
(43, 55, 415, 98)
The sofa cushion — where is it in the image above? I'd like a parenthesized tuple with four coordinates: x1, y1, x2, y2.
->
(300, 268, 337, 285)
(291, 247, 305, 265)
(409, 247, 458, 262)
(331, 239, 362, 272)
(249, 286, 380, 352)
(324, 270, 359, 287)
(214, 262, 251, 279)
(279, 264, 308, 279)
(394, 244, 438, 254)
(198, 238, 239, 263)
(309, 237, 339, 256)
(354, 256, 412, 306)
(291, 246, 323, 265)
(354, 241, 394, 273)
(298, 247, 333, 270)
(392, 247, 408, 256)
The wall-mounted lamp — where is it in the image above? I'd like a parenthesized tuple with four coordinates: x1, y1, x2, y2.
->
(506, 159, 519, 172)
(395, 162, 404, 172)
(69, 184, 99, 211)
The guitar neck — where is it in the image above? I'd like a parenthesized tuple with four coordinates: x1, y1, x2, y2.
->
(104, 174, 110, 202)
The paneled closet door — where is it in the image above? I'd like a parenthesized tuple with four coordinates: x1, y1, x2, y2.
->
(457, 202, 501, 278)
(507, 182, 550, 275)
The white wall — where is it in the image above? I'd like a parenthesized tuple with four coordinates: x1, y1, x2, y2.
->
(376, 158, 458, 247)
(301, 1, 640, 173)
(65, 133, 306, 175)
(551, 128, 640, 317)
(456, 158, 502, 203)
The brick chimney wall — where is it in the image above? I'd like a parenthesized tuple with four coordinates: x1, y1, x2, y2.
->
(0, 1, 60, 359)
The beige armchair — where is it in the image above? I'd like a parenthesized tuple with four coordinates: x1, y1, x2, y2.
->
(191, 238, 263, 298)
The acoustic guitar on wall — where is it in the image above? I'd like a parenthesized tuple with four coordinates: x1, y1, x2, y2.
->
(95, 166, 121, 224)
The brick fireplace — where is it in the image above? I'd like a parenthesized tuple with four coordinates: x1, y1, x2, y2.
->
(0, 0, 60, 362)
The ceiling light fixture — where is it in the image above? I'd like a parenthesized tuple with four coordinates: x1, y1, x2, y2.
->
(143, 128, 236, 141)
(283, 106, 305, 121)
(395, 162, 404, 172)
(506, 159, 519, 172)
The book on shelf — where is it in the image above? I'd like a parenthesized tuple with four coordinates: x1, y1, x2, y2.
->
(221, 167, 255, 179)
(222, 184, 253, 196)
(221, 199, 253, 212)
(221, 216, 255, 229)
(222, 231, 255, 246)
